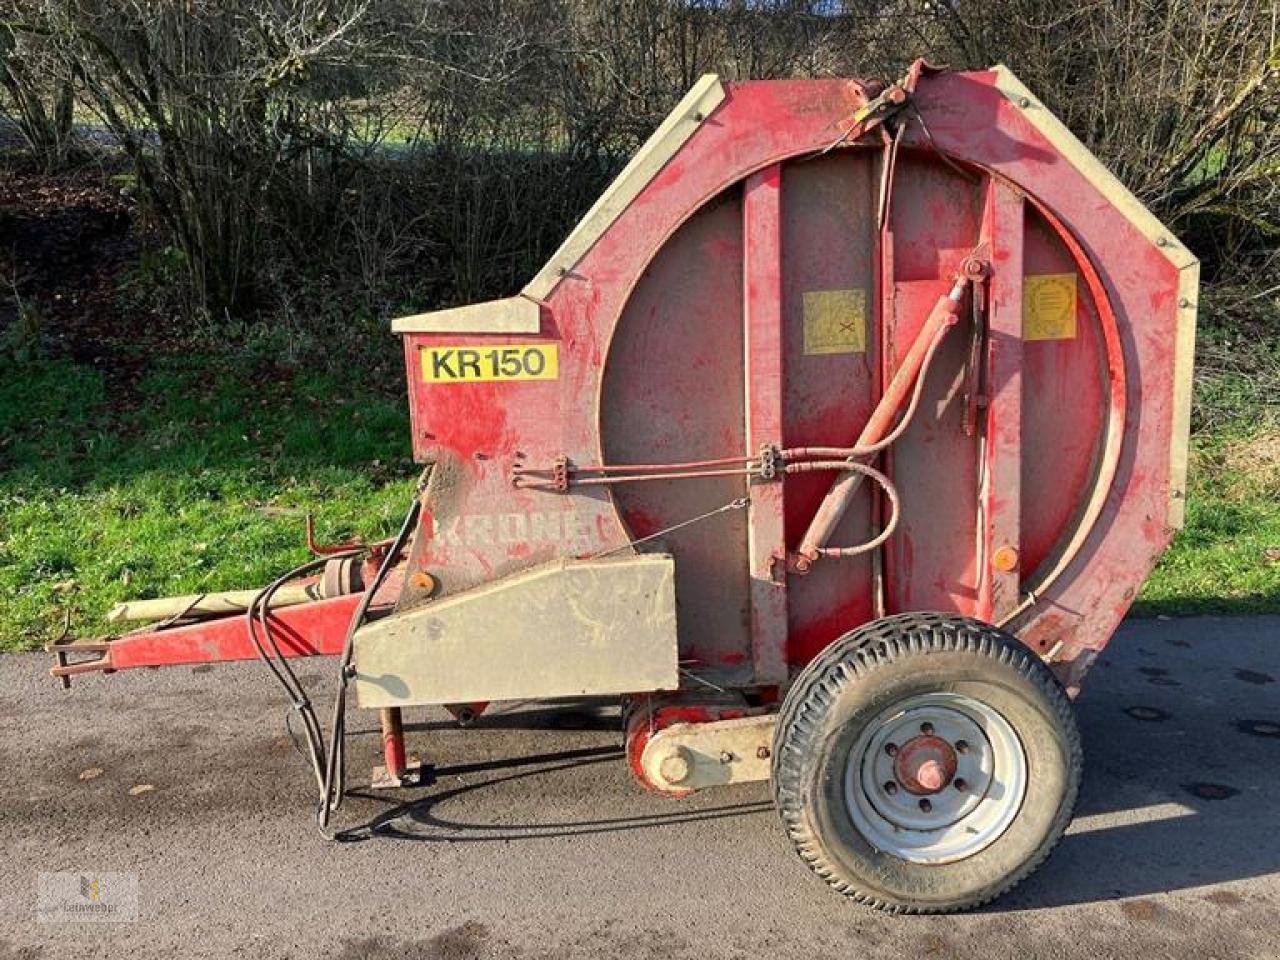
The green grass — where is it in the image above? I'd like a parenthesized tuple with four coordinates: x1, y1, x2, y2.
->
(1134, 429, 1280, 615)
(1135, 316, 1280, 615)
(0, 353, 418, 650)
(1, 345, 1277, 652)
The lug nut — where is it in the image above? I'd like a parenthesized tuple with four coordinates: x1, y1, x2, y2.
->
(920, 722, 934, 735)
(883, 781, 898, 796)
(885, 742, 898, 757)
(955, 739, 969, 754)
(919, 798, 932, 813)
(954, 778, 968, 792)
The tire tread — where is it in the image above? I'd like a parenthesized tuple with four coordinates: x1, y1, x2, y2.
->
(771, 613, 1082, 914)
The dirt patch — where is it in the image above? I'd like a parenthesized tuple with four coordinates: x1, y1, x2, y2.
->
(1124, 706, 1171, 722)
(429, 922, 492, 960)
(0, 162, 169, 405)
(0, 940, 43, 960)
(1219, 433, 1280, 501)
(1, 164, 135, 340)
(1235, 719, 1280, 739)
(1202, 889, 1246, 906)
(1183, 782, 1240, 801)
(331, 923, 492, 960)
(1118, 899, 1163, 922)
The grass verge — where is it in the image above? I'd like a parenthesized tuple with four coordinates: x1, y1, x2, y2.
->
(1134, 429, 1280, 615)
(0, 352, 418, 650)
(1, 343, 1277, 651)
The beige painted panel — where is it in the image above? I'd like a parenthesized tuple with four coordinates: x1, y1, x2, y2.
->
(1169, 261, 1200, 529)
(391, 294, 542, 335)
(522, 74, 726, 301)
(640, 715, 776, 791)
(353, 554, 678, 708)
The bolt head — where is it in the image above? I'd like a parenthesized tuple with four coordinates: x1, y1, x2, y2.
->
(883, 781, 898, 796)
(756, 745, 771, 760)
(719, 750, 734, 765)
(919, 798, 933, 813)
(659, 751, 691, 784)
(920, 722, 934, 735)
(993, 545, 1020, 572)
(885, 742, 898, 757)
(955, 739, 969, 754)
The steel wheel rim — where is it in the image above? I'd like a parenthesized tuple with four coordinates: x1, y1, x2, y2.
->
(843, 692, 1027, 864)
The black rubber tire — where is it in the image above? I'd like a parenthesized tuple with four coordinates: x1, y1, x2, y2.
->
(771, 613, 1082, 913)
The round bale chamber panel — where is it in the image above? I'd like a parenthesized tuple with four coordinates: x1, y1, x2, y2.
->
(393, 66, 1197, 695)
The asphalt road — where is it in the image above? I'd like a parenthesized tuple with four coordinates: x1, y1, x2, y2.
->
(3, 616, 1279, 960)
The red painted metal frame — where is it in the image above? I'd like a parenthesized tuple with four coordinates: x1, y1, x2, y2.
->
(909, 72, 1164, 681)
(50, 595, 365, 677)
(743, 165, 789, 684)
(401, 79, 874, 604)
(977, 179, 1025, 623)
(57, 66, 1183, 708)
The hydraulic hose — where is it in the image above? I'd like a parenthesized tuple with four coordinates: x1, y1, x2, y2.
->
(246, 554, 355, 792)
(318, 492, 422, 831)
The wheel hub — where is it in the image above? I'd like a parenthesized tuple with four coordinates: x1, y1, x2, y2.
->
(893, 735, 957, 794)
(844, 692, 1028, 864)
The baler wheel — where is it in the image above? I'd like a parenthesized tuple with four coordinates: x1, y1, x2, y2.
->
(771, 613, 1081, 913)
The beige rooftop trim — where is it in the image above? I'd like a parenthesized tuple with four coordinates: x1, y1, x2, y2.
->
(1168, 261, 1199, 529)
(391, 294, 542, 335)
(522, 73, 726, 301)
(992, 65, 1198, 529)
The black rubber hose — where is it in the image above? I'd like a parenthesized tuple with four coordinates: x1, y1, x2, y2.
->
(318, 495, 422, 831)
(246, 552, 358, 791)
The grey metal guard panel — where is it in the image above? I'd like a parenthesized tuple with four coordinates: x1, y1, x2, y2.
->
(353, 554, 679, 708)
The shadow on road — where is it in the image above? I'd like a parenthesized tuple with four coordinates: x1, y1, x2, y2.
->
(1001, 633, 1280, 910)
(343, 744, 772, 843)
(339, 622, 1280, 910)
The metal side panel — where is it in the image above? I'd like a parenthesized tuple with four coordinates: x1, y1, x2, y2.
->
(352, 554, 678, 708)
(390, 294, 542, 335)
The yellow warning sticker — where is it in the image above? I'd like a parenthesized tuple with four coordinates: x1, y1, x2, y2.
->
(803, 289, 867, 355)
(421, 344, 558, 383)
(1023, 274, 1078, 341)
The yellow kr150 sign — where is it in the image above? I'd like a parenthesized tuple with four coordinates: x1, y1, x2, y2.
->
(421, 344, 559, 383)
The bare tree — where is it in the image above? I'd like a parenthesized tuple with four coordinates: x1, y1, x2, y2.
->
(1, 2, 76, 171)
(7, 0, 1275, 331)
(929, 0, 1280, 248)
(54, 0, 383, 317)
